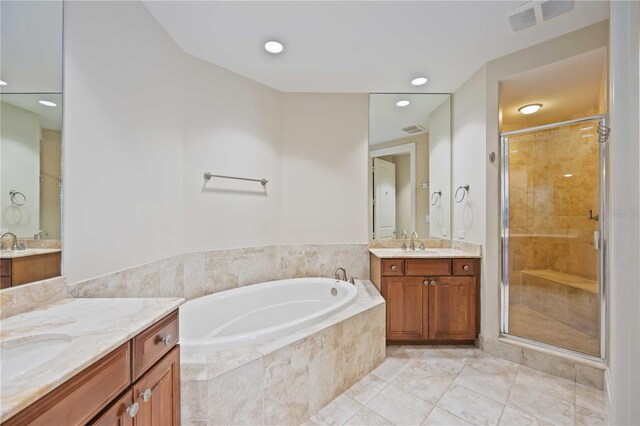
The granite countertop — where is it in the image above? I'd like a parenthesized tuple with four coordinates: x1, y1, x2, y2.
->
(369, 248, 481, 259)
(0, 248, 61, 259)
(0, 297, 185, 422)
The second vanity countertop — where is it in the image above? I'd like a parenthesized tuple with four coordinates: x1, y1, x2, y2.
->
(369, 248, 481, 259)
(0, 248, 61, 259)
(0, 297, 185, 422)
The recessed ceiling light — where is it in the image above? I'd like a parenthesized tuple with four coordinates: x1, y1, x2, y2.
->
(518, 103, 542, 114)
(38, 100, 57, 107)
(396, 100, 410, 107)
(411, 77, 428, 86)
(264, 41, 284, 54)
(0, 80, 6, 86)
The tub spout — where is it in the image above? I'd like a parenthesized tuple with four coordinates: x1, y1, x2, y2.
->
(332, 267, 347, 282)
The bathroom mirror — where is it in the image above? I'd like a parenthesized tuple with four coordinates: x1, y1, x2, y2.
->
(0, 0, 63, 288)
(368, 93, 452, 241)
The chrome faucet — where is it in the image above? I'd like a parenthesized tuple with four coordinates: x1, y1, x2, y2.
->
(0, 232, 19, 251)
(410, 231, 418, 251)
(332, 267, 348, 282)
(34, 230, 45, 240)
(400, 230, 408, 250)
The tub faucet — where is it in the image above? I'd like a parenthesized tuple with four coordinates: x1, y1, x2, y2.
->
(332, 267, 348, 282)
(410, 232, 418, 251)
(34, 230, 45, 240)
(0, 232, 19, 251)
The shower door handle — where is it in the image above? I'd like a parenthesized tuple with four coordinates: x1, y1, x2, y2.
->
(594, 231, 601, 250)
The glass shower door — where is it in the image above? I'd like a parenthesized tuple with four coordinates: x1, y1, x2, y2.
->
(501, 117, 606, 358)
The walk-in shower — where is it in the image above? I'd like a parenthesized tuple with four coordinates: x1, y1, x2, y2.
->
(500, 115, 608, 360)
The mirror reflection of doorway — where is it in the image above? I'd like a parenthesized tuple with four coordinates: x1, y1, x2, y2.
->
(372, 158, 396, 239)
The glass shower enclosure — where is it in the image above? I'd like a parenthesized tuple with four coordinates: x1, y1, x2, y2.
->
(500, 115, 608, 359)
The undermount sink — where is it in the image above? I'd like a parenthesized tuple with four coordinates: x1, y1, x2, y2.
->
(0, 333, 72, 384)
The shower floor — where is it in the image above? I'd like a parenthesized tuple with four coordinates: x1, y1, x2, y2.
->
(509, 304, 600, 357)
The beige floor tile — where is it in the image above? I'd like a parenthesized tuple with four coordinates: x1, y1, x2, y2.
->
(367, 384, 434, 426)
(370, 351, 412, 382)
(465, 355, 519, 376)
(310, 394, 363, 426)
(574, 405, 608, 426)
(437, 384, 504, 426)
(508, 384, 574, 426)
(392, 362, 458, 405)
(345, 373, 389, 405)
(575, 383, 607, 414)
(345, 407, 394, 426)
(514, 366, 575, 403)
(422, 407, 473, 426)
(453, 365, 517, 403)
(499, 406, 551, 425)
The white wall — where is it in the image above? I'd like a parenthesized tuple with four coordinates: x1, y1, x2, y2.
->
(280, 93, 369, 244)
(64, 1, 185, 283)
(607, 1, 640, 423)
(181, 55, 283, 252)
(429, 98, 451, 239)
(0, 102, 41, 238)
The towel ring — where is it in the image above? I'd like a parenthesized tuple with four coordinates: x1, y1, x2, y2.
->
(455, 185, 469, 203)
(9, 190, 26, 206)
(431, 190, 442, 206)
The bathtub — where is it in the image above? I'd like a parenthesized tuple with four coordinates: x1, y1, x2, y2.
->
(179, 277, 358, 352)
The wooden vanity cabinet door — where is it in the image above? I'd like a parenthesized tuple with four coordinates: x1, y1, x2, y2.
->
(133, 346, 180, 426)
(382, 277, 429, 341)
(90, 390, 134, 426)
(428, 276, 476, 340)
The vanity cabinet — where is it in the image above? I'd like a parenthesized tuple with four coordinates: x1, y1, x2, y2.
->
(3, 311, 180, 426)
(0, 252, 61, 288)
(371, 255, 480, 344)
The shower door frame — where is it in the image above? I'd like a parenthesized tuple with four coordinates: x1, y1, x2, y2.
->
(500, 114, 608, 362)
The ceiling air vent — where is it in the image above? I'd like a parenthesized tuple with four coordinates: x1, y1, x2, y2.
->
(540, 0, 574, 22)
(507, 0, 574, 32)
(402, 124, 426, 135)
(508, 6, 537, 32)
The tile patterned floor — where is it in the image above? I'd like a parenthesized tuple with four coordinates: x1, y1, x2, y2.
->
(304, 346, 608, 426)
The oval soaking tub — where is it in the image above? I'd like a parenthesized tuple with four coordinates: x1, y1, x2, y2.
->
(179, 277, 358, 352)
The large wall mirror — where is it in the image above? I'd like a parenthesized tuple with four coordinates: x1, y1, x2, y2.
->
(1, 0, 63, 288)
(369, 93, 452, 241)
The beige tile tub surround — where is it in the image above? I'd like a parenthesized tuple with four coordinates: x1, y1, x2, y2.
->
(0, 297, 185, 422)
(0, 276, 67, 319)
(66, 244, 371, 300)
(180, 280, 386, 426)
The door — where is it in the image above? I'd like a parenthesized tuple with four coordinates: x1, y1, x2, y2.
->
(383, 276, 429, 340)
(428, 276, 476, 340)
(133, 347, 180, 426)
(91, 390, 134, 426)
(373, 157, 396, 239)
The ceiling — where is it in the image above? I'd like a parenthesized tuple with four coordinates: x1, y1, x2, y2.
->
(144, 1, 609, 93)
(500, 47, 606, 128)
(0, 1, 63, 94)
(369, 94, 449, 145)
(1, 94, 63, 131)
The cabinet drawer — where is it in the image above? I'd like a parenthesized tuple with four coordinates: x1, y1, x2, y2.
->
(1, 259, 11, 276)
(132, 311, 178, 380)
(453, 259, 476, 276)
(405, 259, 451, 276)
(381, 259, 404, 276)
(5, 344, 131, 426)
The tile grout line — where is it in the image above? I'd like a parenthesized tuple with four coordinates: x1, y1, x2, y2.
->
(496, 364, 520, 425)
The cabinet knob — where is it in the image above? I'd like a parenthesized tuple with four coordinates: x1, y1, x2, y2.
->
(391, 265, 397, 271)
(126, 402, 140, 418)
(423, 280, 429, 286)
(141, 388, 153, 402)
(463, 265, 470, 271)
(161, 334, 172, 346)
(430, 280, 436, 286)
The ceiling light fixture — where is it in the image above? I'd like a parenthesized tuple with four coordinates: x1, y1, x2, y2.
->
(396, 100, 410, 107)
(264, 41, 284, 54)
(38, 100, 57, 107)
(0, 80, 6, 86)
(564, 174, 573, 178)
(411, 77, 428, 86)
(518, 103, 542, 115)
